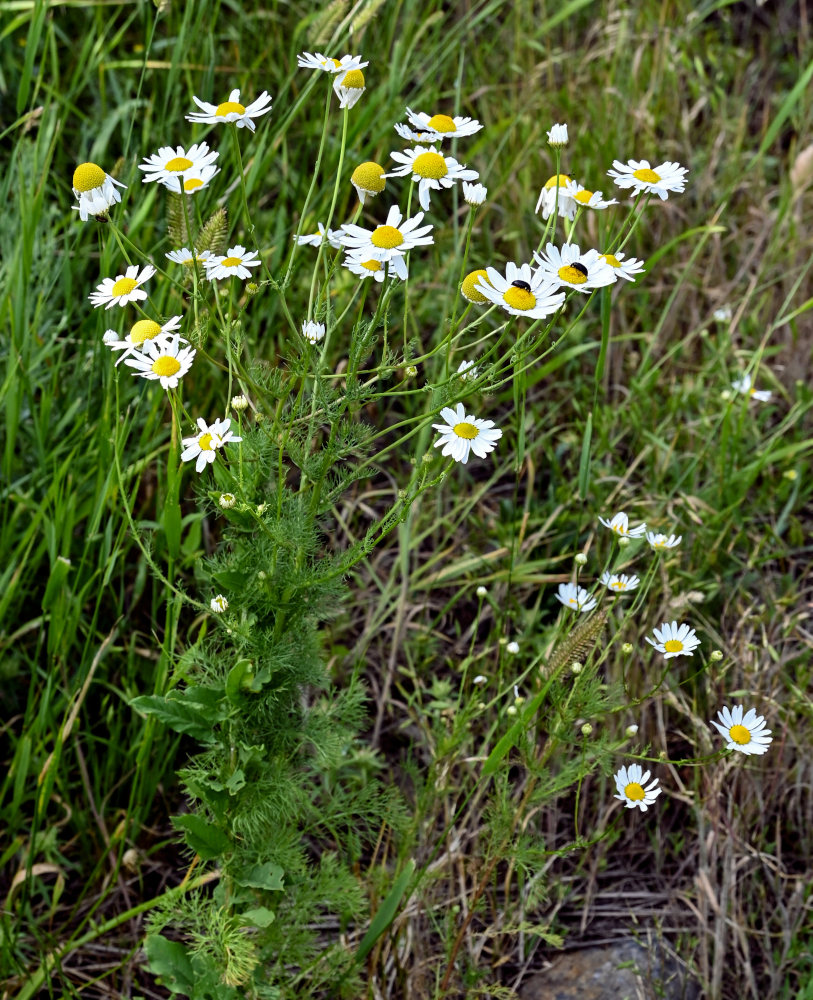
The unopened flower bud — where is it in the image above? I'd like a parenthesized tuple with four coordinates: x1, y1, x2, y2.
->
(710, 649, 723, 661)
(617, 535, 630, 547)
(405, 365, 418, 378)
(570, 662, 583, 675)
(219, 492, 236, 510)
(625, 724, 639, 737)
(622, 642, 634, 654)
(231, 394, 249, 412)
(506, 640, 520, 655)
(476, 585, 487, 598)
(246, 282, 259, 295)
(575, 553, 588, 565)
(506, 705, 518, 717)
(581, 722, 592, 736)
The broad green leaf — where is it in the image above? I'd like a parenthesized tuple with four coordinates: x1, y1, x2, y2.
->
(171, 814, 231, 860)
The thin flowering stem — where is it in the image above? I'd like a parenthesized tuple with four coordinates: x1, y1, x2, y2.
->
(444, 207, 477, 378)
(178, 191, 200, 335)
(307, 105, 349, 322)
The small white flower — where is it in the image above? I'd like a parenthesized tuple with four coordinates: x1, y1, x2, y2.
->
(210, 594, 229, 613)
(350, 161, 386, 205)
(385, 145, 478, 212)
(457, 359, 478, 381)
(476, 261, 565, 319)
(462, 181, 487, 205)
(647, 531, 682, 551)
(555, 582, 597, 613)
(138, 142, 219, 186)
(432, 402, 502, 464)
(204, 245, 262, 281)
(713, 306, 732, 323)
(293, 221, 343, 248)
(476, 586, 487, 598)
(339, 205, 433, 278)
(186, 89, 272, 132)
(123, 334, 196, 390)
(104, 315, 183, 365)
(395, 108, 483, 143)
(564, 181, 618, 211)
(342, 252, 405, 282)
(533, 243, 617, 293)
(302, 320, 325, 344)
(297, 52, 367, 74)
(72, 162, 126, 221)
(231, 394, 249, 412)
(166, 247, 214, 266)
(600, 572, 640, 594)
(473, 674, 487, 685)
(180, 417, 242, 474)
(506, 641, 520, 655)
(89, 264, 156, 309)
(645, 620, 701, 659)
(219, 493, 237, 509)
(710, 705, 772, 756)
(598, 250, 645, 282)
(625, 724, 639, 737)
(333, 68, 366, 109)
(535, 173, 577, 219)
(607, 158, 688, 200)
(732, 373, 772, 402)
(598, 511, 647, 538)
(613, 763, 662, 811)
(547, 122, 569, 147)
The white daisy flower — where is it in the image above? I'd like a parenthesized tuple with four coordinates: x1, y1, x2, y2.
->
(105, 315, 183, 365)
(462, 181, 487, 205)
(555, 582, 597, 613)
(565, 180, 618, 211)
(710, 705, 772, 756)
(645, 620, 701, 659)
(507, 641, 520, 655)
(732, 373, 772, 402)
(457, 359, 478, 381)
(186, 89, 272, 132)
(461, 268, 492, 304)
(293, 221, 343, 248)
(89, 264, 156, 309)
(210, 594, 229, 613)
(338, 205, 433, 278)
(296, 52, 367, 74)
(432, 402, 502, 464)
(165, 248, 214, 266)
(646, 531, 682, 551)
(159, 164, 220, 195)
(607, 158, 688, 200)
(138, 142, 218, 186)
(333, 68, 366, 109)
(713, 306, 732, 323)
(204, 245, 262, 281)
(476, 261, 566, 319)
(386, 145, 478, 212)
(72, 162, 126, 221)
(598, 511, 647, 538)
(219, 493, 237, 509)
(534, 173, 576, 219)
(394, 108, 483, 143)
(302, 320, 325, 344)
(533, 243, 617, 293)
(613, 763, 661, 812)
(547, 122, 569, 147)
(342, 253, 404, 282)
(181, 417, 242, 474)
(598, 250, 645, 282)
(123, 334, 196, 390)
(350, 161, 386, 204)
(600, 572, 640, 593)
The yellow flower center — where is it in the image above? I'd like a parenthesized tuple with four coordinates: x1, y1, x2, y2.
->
(544, 173, 571, 189)
(184, 177, 204, 192)
(412, 151, 448, 179)
(199, 433, 215, 452)
(371, 225, 404, 249)
(568, 598, 578, 605)
(624, 782, 645, 801)
(152, 356, 181, 376)
(558, 264, 588, 285)
(340, 69, 365, 88)
(111, 277, 139, 297)
(574, 189, 594, 204)
(215, 100, 246, 117)
(461, 269, 490, 303)
(73, 162, 106, 192)
(503, 286, 536, 310)
(453, 422, 479, 440)
(351, 161, 386, 192)
(663, 639, 684, 653)
(130, 320, 161, 345)
(222, 256, 243, 267)
(426, 113, 456, 133)
(165, 156, 193, 172)
(326, 57, 342, 69)
(360, 260, 382, 272)
(612, 581, 626, 590)
(729, 724, 751, 745)
(633, 167, 661, 183)
(601, 253, 621, 267)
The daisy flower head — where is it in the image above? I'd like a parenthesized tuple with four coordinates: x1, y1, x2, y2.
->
(598, 511, 647, 538)
(333, 68, 366, 109)
(647, 531, 682, 551)
(160, 164, 220, 195)
(124, 334, 195, 390)
(457, 359, 478, 382)
(613, 763, 661, 812)
(565, 180, 618, 211)
(89, 264, 156, 310)
(186, 89, 272, 132)
(710, 705, 772, 756)
(713, 305, 732, 323)
(732, 373, 772, 402)
(555, 582, 597, 613)
(72, 162, 126, 221)
(600, 572, 640, 594)
(432, 402, 502, 464)
(105, 315, 183, 365)
(342, 252, 405, 283)
(394, 108, 483, 143)
(302, 320, 325, 344)
(535, 174, 576, 220)
(547, 122, 569, 147)
(598, 250, 645, 282)
(293, 222, 343, 249)
(533, 243, 617, 293)
(461, 268, 492, 304)
(386, 145, 478, 212)
(210, 594, 229, 614)
(166, 247, 214, 267)
(297, 52, 367, 74)
(645, 620, 700, 659)
(138, 142, 218, 186)
(204, 245, 261, 281)
(462, 181, 487, 206)
(607, 158, 688, 200)
(476, 261, 566, 319)
(181, 417, 242, 474)
(351, 161, 386, 205)
(339, 205, 433, 279)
